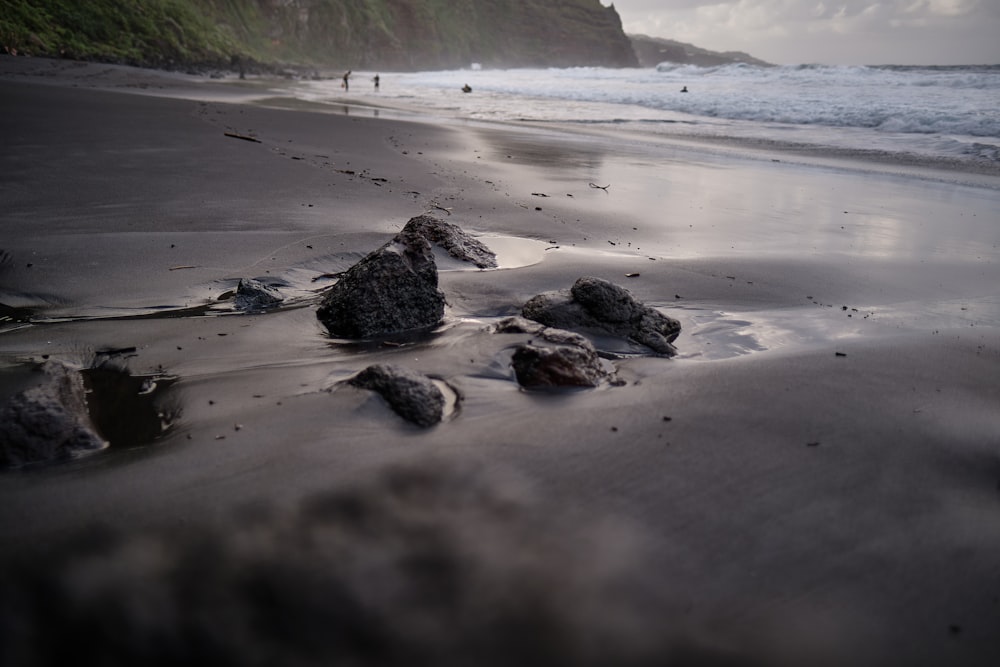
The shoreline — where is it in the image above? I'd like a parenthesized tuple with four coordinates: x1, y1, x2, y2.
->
(2, 57, 1000, 665)
(274, 65, 1000, 183)
(6, 55, 997, 183)
(264, 84, 1000, 183)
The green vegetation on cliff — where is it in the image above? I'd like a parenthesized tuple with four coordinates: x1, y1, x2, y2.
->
(1, 0, 638, 71)
(0, 0, 237, 67)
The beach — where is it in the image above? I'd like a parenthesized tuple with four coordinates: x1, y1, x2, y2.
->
(1, 57, 999, 665)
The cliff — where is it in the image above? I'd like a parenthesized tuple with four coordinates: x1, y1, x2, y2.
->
(629, 34, 770, 68)
(0, 0, 638, 71)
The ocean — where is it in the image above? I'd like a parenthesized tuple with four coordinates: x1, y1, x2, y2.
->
(290, 63, 1000, 171)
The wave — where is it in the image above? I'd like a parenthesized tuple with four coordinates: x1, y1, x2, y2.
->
(296, 64, 1000, 165)
(656, 61, 1000, 75)
(655, 61, 999, 87)
(642, 62, 1000, 135)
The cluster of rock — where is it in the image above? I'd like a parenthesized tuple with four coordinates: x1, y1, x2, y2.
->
(522, 276, 681, 357)
(2, 216, 683, 467)
(316, 215, 681, 427)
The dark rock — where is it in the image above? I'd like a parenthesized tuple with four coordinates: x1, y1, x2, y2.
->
(521, 277, 681, 356)
(234, 277, 283, 312)
(495, 316, 615, 389)
(494, 316, 547, 336)
(404, 214, 497, 269)
(0, 361, 107, 469)
(317, 224, 445, 339)
(348, 364, 446, 427)
(316, 215, 498, 338)
(511, 344, 608, 389)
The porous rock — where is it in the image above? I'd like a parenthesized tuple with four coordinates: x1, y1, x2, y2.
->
(317, 224, 445, 338)
(511, 344, 609, 389)
(234, 277, 284, 312)
(521, 277, 681, 356)
(495, 316, 615, 389)
(0, 361, 107, 469)
(405, 214, 497, 269)
(348, 364, 446, 427)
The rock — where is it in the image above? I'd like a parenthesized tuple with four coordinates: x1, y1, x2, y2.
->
(0, 361, 107, 469)
(234, 277, 283, 312)
(495, 316, 616, 389)
(317, 224, 445, 338)
(348, 364, 446, 427)
(494, 317, 547, 336)
(494, 316, 593, 349)
(404, 214, 497, 269)
(521, 277, 681, 356)
(316, 215, 497, 338)
(511, 344, 609, 389)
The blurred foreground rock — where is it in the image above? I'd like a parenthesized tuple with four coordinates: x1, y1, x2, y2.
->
(0, 461, 755, 667)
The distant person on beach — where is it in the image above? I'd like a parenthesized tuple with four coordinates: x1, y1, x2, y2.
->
(342, 71, 351, 91)
(680, 86, 688, 93)
(462, 84, 472, 93)
(232, 54, 246, 80)
(373, 74, 380, 91)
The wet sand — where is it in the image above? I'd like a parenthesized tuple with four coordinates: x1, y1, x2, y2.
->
(2, 57, 1000, 665)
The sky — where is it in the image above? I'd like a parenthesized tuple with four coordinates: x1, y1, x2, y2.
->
(609, 0, 1000, 65)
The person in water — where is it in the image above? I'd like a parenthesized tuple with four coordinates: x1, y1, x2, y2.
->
(373, 74, 380, 91)
(342, 71, 351, 91)
(462, 84, 472, 93)
(681, 85, 688, 93)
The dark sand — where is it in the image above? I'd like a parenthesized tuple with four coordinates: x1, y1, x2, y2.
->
(2, 57, 999, 665)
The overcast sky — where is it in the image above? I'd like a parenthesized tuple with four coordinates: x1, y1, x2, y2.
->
(610, 0, 1000, 65)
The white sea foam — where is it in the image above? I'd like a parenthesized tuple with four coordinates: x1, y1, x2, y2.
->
(292, 64, 1000, 167)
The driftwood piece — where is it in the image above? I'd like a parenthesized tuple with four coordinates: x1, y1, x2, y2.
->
(224, 132, 261, 143)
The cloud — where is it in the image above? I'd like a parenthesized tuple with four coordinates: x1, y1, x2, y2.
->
(613, 0, 1000, 64)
